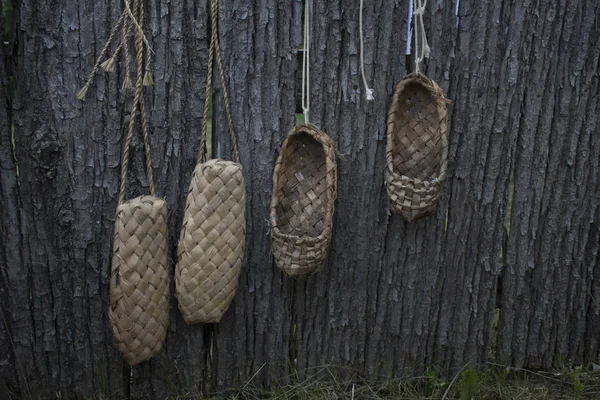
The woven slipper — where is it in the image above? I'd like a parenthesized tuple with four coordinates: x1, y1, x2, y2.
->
(385, 73, 448, 221)
(270, 124, 337, 277)
(175, 0, 245, 324)
(176, 160, 245, 324)
(109, 195, 169, 366)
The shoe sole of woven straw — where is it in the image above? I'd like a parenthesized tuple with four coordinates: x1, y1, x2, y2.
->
(109, 195, 169, 366)
(176, 159, 246, 324)
(270, 124, 337, 277)
(385, 73, 449, 222)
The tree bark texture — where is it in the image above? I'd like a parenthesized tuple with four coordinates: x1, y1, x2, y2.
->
(0, 0, 599, 398)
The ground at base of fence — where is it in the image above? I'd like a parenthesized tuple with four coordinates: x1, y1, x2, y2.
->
(160, 363, 600, 400)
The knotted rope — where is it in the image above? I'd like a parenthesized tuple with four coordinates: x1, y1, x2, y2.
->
(76, 0, 153, 100)
(359, 0, 374, 101)
(413, 0, 430, 74)
(301, 0, 311, 123)
(119, 0, 155, 204)
(76, 0, 155, 204)
(199, 0, 240, 164)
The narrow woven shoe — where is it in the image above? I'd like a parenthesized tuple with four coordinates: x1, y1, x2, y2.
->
(386, 73, 448, 221)
(270, 124, 337, 277)
(176, 160, 245, 324)
(109, 195, 169, 366)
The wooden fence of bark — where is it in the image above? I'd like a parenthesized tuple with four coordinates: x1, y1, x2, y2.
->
(0, 0, 599, 398)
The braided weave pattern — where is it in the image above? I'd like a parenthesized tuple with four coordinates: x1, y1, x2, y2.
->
(106, 0, 168, 365)
(110, 196, 169, 366)
(385, 73, 448, 221)
(270, 125, 337, 277)
(176, 160, 245, 324)
(175, 0, 245, 324)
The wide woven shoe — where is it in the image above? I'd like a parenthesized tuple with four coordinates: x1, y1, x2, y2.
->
(270, 124, 337, 277)
(386, 73, 448, 221)
(109, 195, 169, 366)
(176, 159, 245, 324)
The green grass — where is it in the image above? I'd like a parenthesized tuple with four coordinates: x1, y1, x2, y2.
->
(160, 363, 600, 400)
(2, 0, 14, 39)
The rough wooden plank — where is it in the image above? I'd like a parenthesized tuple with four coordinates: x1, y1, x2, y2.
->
(10, 1, 130, 397)
(11, 0, 208, 397)
(289, 0, 506, 378)
(499, 0, 600, 369)
(124, 0, 211, 398)
(210, 0, 299, 390)
(0, 8, 31, 399)
(3, 0, 600, 397)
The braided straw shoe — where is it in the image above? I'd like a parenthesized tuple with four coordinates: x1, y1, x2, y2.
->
(174, 0, 245, 324)
(176, 160, 245, 323)
(386, 73, 448, 221)
(110, 196, 169, 366)
(270, 124, 338, 277)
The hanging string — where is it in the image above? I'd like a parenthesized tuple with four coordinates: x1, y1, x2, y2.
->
(117, 0, 155, 203)
(405, 0, 413, 55)
(76, 13, 126, 99)
(134, 0, 154, 189)
(359, 0, 374, 101)
(413, 0, 430, 74)
(120, 0, 134, 90)
(76, 0, 154, 100)
(198, 0, 240, 164)
(301, 0, 311, 124)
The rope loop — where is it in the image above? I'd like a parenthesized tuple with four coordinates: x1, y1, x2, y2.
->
(118, 0, 155, 204)
(359, 0, 374, 101)
(301, 0, 311, 123)
(413, 0, 430, 75)
(199, 0, 240, 164)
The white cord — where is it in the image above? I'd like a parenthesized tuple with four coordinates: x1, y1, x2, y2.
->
(359, 0, 374, 101)
(301, 0, 311, 124)
(406, 0, 413, 55)
(413, 0, 430, 74)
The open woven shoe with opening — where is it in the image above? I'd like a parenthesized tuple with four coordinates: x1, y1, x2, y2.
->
(270, 124, 337, 277)
(176, 160, 245, 324)
(385, 73, 449, 221)
(109, 196, 169, 366)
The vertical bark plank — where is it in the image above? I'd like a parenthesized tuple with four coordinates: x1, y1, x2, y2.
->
(11, 0, 208, 398)
(123, 0, 211, 398)
(12, 1, 129, 397)
(499, 0, 600, 369)
(0, 7, 30, 398)
(2, 0, 599, 396)
(210, 0, 299, 389)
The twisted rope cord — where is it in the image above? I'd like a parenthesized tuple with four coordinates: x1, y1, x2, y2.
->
(199, 0, 240, 164)
(76, 12, 126, 99)
(136, 0, 155, 190)
(123, 0, 155, 59)
(301, 0, 311, 123)
(359, 0, 374, 101)
(121, 0, 134, 90)
(118, 0, 155, 203)
(413, 0, 430, 74)
(198, 5, 216, 164)
(76, 0, 154, 99)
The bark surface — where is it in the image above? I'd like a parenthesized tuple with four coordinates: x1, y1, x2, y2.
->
(0, 0, 598, 398)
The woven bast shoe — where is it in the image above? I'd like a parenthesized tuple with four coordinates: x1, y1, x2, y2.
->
(174, 0, 246, 324)
(175, 160, 245, 324)
(270, 124, 337, 277)
(385, 73, 449, 221)
(109, 195, 169, 366)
